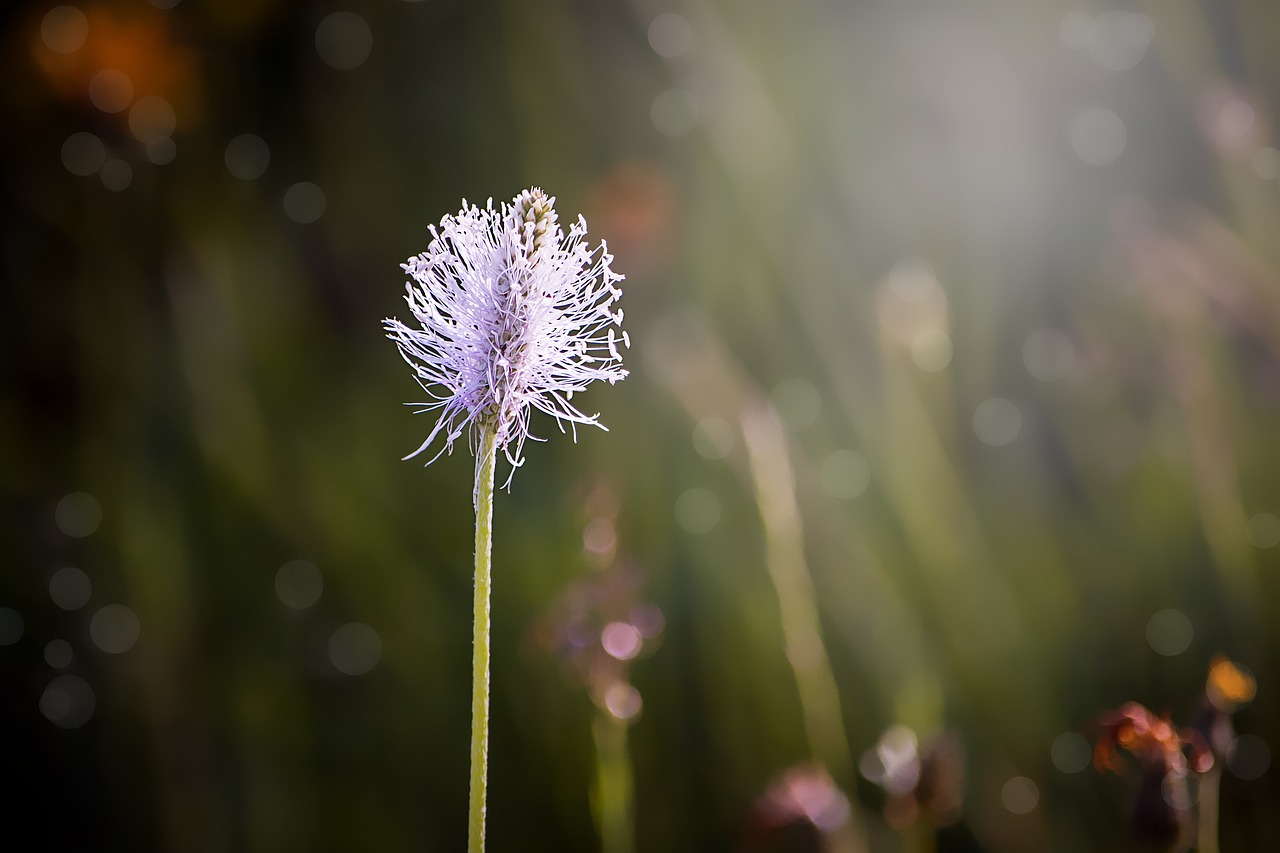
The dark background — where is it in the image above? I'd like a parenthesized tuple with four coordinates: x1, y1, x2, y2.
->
(3, 0, 1279, 850)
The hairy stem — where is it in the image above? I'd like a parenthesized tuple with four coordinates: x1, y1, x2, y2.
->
(469, 426, 498, 853)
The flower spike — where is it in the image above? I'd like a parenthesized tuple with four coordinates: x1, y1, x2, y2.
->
(384, 188, 629, 489)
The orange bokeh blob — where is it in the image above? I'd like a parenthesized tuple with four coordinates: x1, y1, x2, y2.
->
(32, 4, 200, 129)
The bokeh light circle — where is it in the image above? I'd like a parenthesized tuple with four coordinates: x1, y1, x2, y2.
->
(275, 559, 324, 609)
(867, 725, 921, 795)
(631, 605, 665, 639)
(1070, 108, 1127, 165)
(1227, 734, 1271, 781)
(90, 604, 140, 654)
(583, 519, 616, 556)
(648, 13, 693, 58)
(1001, 776, 1039, 814)
(45, 639, 74, 669)
(329, 622, 382, 675)
(1245, 513, 1280, 549)
(675, 487, 720, 533)
(601, 622, 643, 661)
(225, 134, 270, 180)
(603, 682, 643, 721)
(41, 6, 89, 54)
(284, 182, 327, 223)
(50, 567, 92, 611)
(770, 378, 822, 432)
(56, 492, 101, 537)
(888, 257, 940, 302)
(40, 675, 95, 729)
(1161, 771, 1196, 809)
(1088, 12, 1154, 71)
(692, 417, 734, 460)
(1050, 732, 1091, 773)
(0, 608, 23, 646)
(61, 133, 105, 177)
(1252, 147, 1280, 180)
(1219, 100, 1255, 138)
(147, 138, 177, 165)
(1023, 329, 1075, 381)
(88, 70, 134, 114)
(316, 12, 373, 71)
(1207, 658, 1256, 712)
(1146, 609, 1193, 656)
(821, 450, 870, 500)
(973, 398, 1021, 446)
(100, 159, 132, 192)
(651, 89, 699, 137)
(910, 330, 953, 372)
(129, 96, 177, 144)
(1058, 12, 1095, 51)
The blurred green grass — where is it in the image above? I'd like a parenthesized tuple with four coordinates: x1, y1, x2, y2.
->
(3, 0, 1279, 850)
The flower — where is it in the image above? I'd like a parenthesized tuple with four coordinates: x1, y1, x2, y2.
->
(384, 188, 629, 484)
(1205, 655, 1256, 714)
(1194, 656, 1257, 761)
(1092, 702, 1212, 776)
(741, 763, 852, 851)
(859, 725, 965, 829)
(1092, 702, 1214, 851)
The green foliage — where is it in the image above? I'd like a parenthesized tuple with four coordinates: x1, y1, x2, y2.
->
(4, 0, 1279, 850)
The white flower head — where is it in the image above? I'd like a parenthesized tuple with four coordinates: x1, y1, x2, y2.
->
(385, 188, 629, 487)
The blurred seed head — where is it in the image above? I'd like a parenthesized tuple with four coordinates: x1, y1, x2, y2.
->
(1093, 702, 1212, 778)
(1206, 657, 1255, 714)
(739, 764, 850, 853)
(860, 726, 964, 828)
(1193, 657, 1258, 759)
(1093, 702, 1209, 851)
(530, 485, 662, 725)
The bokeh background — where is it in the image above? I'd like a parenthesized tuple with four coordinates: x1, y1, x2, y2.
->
(3, 0, 1280, 850)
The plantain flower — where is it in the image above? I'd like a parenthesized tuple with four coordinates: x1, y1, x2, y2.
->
(385, 188, 629, 853)
(384, 188, 629, 485)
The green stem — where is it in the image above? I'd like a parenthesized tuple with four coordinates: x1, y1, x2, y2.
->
(1198, 765, 1221, 853)
(906, 823, 937, 853)
(592, 714, 635, 853)
(469, 426, 498, 853)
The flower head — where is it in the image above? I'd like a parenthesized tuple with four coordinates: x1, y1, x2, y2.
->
(385, 188, 628, 484)
(1205, 655, 1255, 713)
(1092, 702, 1214, 850)
(1092, 702, 1212, 776)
